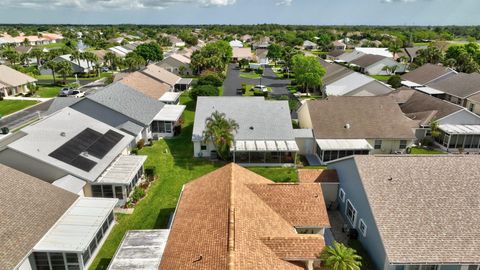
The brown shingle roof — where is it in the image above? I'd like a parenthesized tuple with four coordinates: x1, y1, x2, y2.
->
(160, 164, 327, 270)
(468, 92, 480, 103)
(261, 236, 325, 260)
(306, 96, 417, 140)
(401, 63, 455, 85)
(0, 165, 78, 269)
(350, 155, 480, 264)
(298, 169, 339, 183)
(318, 59, 354, 85)
(427, 72, 480, 98)
(117, 71, 171, 100)
(399, 90, 462, 122)
(350, 54, 387, 68)
(141, 64, 181, 87)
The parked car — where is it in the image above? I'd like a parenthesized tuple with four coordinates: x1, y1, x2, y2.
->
(71, 89, 85, 98)
(58, 87, 75, 97)
(253, 85, 268, 92)
(101, 67, 109, 72)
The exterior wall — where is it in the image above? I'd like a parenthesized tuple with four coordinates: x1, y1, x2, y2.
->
(466, 99, 480, 115)
(297, 103, 313, 129)
(321, 182, 339, 206)
(329, 158, 387, 270)
(16, 257, 33, 270)
(366, 139, 414, 154)
(157, 59, 192, 76)
(295, 137, 316, 155)
(193, 140, 216, 157)
(0, 148, 68, 182)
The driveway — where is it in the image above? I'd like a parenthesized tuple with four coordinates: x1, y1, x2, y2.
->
(222, 64, 291, 96)
(0, 99, 54, 130)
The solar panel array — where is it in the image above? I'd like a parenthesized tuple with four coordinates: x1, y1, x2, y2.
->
(49, 128, 125, 172)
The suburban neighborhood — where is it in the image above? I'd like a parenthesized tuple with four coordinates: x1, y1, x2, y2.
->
(1, 3, 480, 270)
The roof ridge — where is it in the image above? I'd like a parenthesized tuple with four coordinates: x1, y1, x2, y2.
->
(227, 163, 235, 270)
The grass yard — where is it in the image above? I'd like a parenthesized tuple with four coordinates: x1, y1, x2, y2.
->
(243, 84, 272, 96)
(369, 75, 391, 82)
(218, 86, 224, 96)
(247, 167, 298, 182)
(240, 72, 262, 79)
(0, 100, 39, 117)
(410, 147, 446, 155)
(35, 72, 112, 81)
(35, 84, 62, 98)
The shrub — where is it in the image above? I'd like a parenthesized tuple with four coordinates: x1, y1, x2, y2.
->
(136, 139, 145, 149)
(255, 68, 264, 75)
(131, 148, 138, 155)
(196, 74, 223, 87)
(189, 84, 219, 101)
(387, 75, 402, 88)
(145, 166, 156, 177)
(131, 187, 146, 203)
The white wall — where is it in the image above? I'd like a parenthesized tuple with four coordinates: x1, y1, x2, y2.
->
(367, 139, 414, 154)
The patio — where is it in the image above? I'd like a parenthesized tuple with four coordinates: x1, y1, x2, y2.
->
(324, 210, 349, 245)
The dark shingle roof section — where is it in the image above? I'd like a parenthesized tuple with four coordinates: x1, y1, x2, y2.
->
(306, 96, 417, 139)
(401, 63, 455, 85)
(427, 73, 480, 98)
(399, 90, 462, 122)
(319, 59, 354, 85)
(86, 82, 165, 125)
(351, 155, 480, 264)
(350, 54, 387, 68)
(0, 164, 78, 269)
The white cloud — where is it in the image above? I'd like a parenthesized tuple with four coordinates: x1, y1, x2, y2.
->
(275, 0, 292, 6)
(4, 0, 236, 9)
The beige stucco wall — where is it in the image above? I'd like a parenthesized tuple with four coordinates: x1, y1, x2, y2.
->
(297, 103, 313, 129)
(193, 141, 216, 157)
(466, 99, 480, 115)
(367, 139, 414, 154)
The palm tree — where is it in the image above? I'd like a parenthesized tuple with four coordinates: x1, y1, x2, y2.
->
(104, 51, 118, 71)
(202, 111, 239, 160)
(56, 61, 73, 84)
(70, 50, 82, 68)
(29, 48, 44, 66)
(320, 242, 362, 270)
(44, 60, 58, 84)
(388, 43, 402, 60)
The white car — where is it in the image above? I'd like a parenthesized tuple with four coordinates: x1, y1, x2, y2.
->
(71, 90, 85, 98)
(253, 85, 268, 92)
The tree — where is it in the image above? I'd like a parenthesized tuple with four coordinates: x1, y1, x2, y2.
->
(197, 74, 223, 87)
(430, 120, 441, 139)
(29, 48, 44, 66)
(266, 43, 284, 64)
(189, 84, 219, 101)
(2, 50, 20, 66)
(70, 50, 82, 69)
(104, 51, 119, 71)
(202, 111, 239, 160)
(388, 43, 402, 60)
(56, 61, 74, 84)
(44, 60, 58, 84)
(191, 40, 232, 74)
(238, 58, 250, 69)
(415, 45, 444, 66)
(291, 54, 326, 95)
(387, 75, 402, 88)
(134, 42, 163, 63)
(124, 52, 146, 71)
(320, 242, 362, 270)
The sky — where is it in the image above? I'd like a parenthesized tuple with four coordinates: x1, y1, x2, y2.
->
(0, 0, 479, 25)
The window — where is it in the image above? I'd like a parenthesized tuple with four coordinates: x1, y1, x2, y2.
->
(468, 266, 480, 270)
(96, 229, 103, 244)
(200, 144, 207, 151)
(82, 249, 90, 265)
(374, 140, 382, 150)
(406, 266, 438, 270)
(33, 252, 49, 270)
(91, 185, 102, 197)
(359, 219, 367, 237)
(108, 211, 114, 225)
(338, 188, 346, 202)
(89, 238, 97, 256)
(345, 200, 357, 226)
(102, 219, 109, 233)
(115, 186, 124, 200)
(399, 140, 407, 149)
(102, 185, 114, 198)
(49, 253, 65, 270)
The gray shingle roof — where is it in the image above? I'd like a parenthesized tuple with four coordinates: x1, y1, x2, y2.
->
(46, 97, 81, 115)
(0, 164, 78, 269)
(87, 82, 165, 125)
(350, 155, 480, 264)
(401, 63, 456, 85)
(350, 54, 387, 68)
(192, 97, 295, 141)
(427, 72, 480, 98)
(399, 90, 462, 122)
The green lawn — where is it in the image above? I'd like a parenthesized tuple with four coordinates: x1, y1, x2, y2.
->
(0, 100, 39, 117)
(247, 167, 298, 183)
(243, 85, 272, 96)
(369, 75, 391, 82)
(240, 72, 262, 79)
(35, 72, 112, 81)
(218, 86, 224, 96)
(35, 84, 62, 98)
(409, 147, 446, 155)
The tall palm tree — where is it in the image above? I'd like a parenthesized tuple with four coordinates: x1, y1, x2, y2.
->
(70, 50, 82, 68)
(320, 242, 362, 270)
(202, 111, 239, 160)
(104, 51, 118, 71)
(56, 61, 73, 84)
(44, 60, 58, 84)
(29, 48, 44, 66)
(388, 43, 402, 60)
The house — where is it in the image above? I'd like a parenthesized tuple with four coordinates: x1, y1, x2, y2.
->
(399, 46, 427, 62)
(240, 34, 253, 43)
(14, 45, 33, 54)
(325, 50, 345, 60)
(466, 92, 480, 115)
(426, 73, 480, 107)
(41, 54, 95, 74)
(0, 164, 117, 270)
(303, 40, 318, 50)
(319, 59, 354, 85)
(168, 35, 186, 47)
(298, 168, 339, 206)
(0, 32, 64, 46)
(114, 71, 172, 100)
(159, 163, 330, 270)
(335, 50, 365, 63)
(108, 45, 132, 57)
(229, 39, 244, 48)
(354, 47, 393, 58)
(232, 47, 253, 62)
(256, 48, 269, 65)
(0, 65, 37, 97)
(331, 40, 347, 51)
(395, 89, 480, 152)
(349, 54, 406, 75)
(297, 96, 417, 164)
(324, 72, 394, 96)
(401, 63, 457, 89)
(0, 107, 148, 205)
(192, 97, 300, 165)
(141, 64, 191, 91)
(156, 53, 192, 76)
(328, 155, 480, 270)
(252, 38, 270, 50)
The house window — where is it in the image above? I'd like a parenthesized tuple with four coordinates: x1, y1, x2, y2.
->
(200, 144, 207, 151)
(338, 188, 346, 203)
(82, 249, 90, 265)
(345, 200, 357, 226)
(359, 219, 367, 237)
(469, 103, 475, 112)
(468, 266, 480, 270)
(33, 252, 49, 270)
(115, 186, 124, 200)
(406, 266, 438, 270)
(374, 140, 382, 150)
(399, 140, 407, 149)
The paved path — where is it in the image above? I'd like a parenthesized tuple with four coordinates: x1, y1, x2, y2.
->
(3, 96, 52, 102)
(0, 99, 54, 130)
(222, 64, 291, 96)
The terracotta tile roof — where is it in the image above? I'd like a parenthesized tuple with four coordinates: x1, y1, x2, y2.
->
(261, 236, 326, 260)
(160, 163, 327, 270)
(0, 164, 78, 269)
(117, 71, 171, 100)
(298, 169, 339, 183)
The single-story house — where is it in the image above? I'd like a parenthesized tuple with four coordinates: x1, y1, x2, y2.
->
(39, 54, 95, 75)
(303, 40, 318, 50)
(331, 40, 347, 51)
(15, 45, 33, 54)
(108, 45, 133, 57)
(399, 46, 427, 62)
(232, 47, 253, 62)
(401, 63, 457, 89)
(395, 89, 480, 152)
(0, 164, 117, 270)
(319, 59, 354, 85)
(252, 37, 270, 50)
(335, 50, 365, 63)
(256, 48, 269, 65)
(297, 96, 417, 164)
(349, 54, 406, 75)
(324, 71, 394, 97)
(354, 47, 393, 58)
(0, 107, 147, 205)
(156, 53, 192, 76)
(240, 34, 253, 43)
(141, 64, 191, 91)
(0, 65, 37, 97)
(329, 155, 480, 270)
(467, 92, 480, 115)
(192, 97, 300, 166)
(426, 72, 480, 107)
(325, 50, 346, 60)
(114, 71, 172, 100)
(159, 91, 181, 105)
(229, 39, 244, 48)
(159, 163, 330, 270)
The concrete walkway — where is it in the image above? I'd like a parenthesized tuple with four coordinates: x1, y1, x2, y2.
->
(3, 96, 52, 102)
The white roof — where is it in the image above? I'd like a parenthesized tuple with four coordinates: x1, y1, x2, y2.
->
(229, 39, 243, 48)
(416, 86, 445, 95)
(439, 124, 480, 135)
(232, 140, 299, 152)
(159, 92, 181, 103)
(401, 80, 423, 88)
(109, 46, 132, 57)
(108, 230, 170, 270)
(53, 175, 86, 195)
(326, 72, 374, 96)
(355, 47, 393, 58)
(34, 197, 117, 252)
(316, 139, 373, 151)
(97, 155, 147, 185)
(153, 105, 186, 122)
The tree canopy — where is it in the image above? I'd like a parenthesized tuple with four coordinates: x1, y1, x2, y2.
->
(191, 40, 232, 74)
(291, 54, 326, 94)
(202, 111, 239, 160)
(134, 42, 163, 63)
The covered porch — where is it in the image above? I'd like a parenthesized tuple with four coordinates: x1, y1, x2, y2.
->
(231, 140, 299, 166)
(151, 105, 186, 139)
(316, 139, 373, 164)
(436, 124, 480, 152)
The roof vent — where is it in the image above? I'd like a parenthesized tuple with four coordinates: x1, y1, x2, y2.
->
(60, 132, 66, 137)
(81, 151, 89, 157)
(344, 123, 351, 129)
(249, 126, 254, 130)
(193, 255, 203, 263)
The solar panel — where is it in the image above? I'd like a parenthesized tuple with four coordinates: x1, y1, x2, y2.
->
(68, 156, 97, 172)
(49, 128, 102, 164)
(87, 130, 124, 159)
